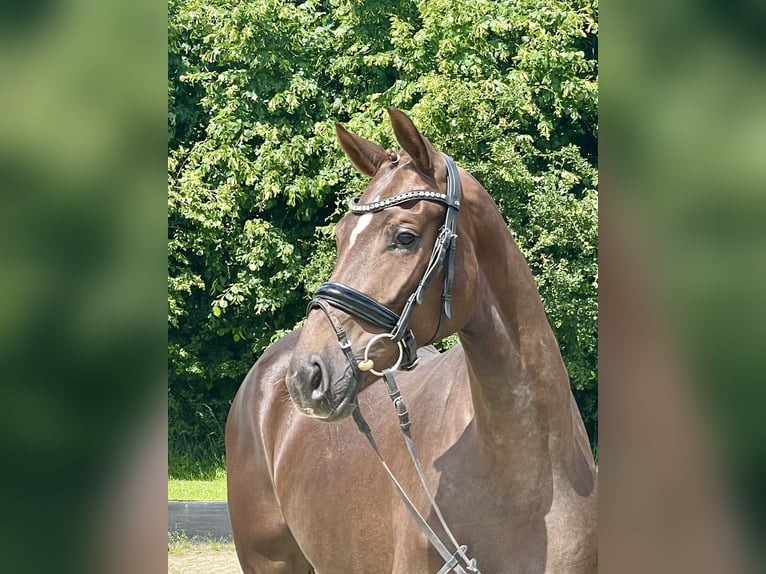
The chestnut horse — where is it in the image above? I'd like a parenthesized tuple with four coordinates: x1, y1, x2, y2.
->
(226, 108, 597, 573)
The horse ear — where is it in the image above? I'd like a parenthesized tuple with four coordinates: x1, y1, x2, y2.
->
(388, 107, 433, 172)
(335, 122, 388, 177)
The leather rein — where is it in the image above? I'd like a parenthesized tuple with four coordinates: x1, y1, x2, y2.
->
(307, 154, 481, 574)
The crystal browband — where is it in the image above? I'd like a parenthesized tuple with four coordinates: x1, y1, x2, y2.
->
(349, 190, 460, 214)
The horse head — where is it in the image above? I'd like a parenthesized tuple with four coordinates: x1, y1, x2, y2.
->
(285, 108, 479, 421)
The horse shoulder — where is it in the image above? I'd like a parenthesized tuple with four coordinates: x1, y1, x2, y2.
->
(226, 329, 313, 573)
(227, 328, 299, 455)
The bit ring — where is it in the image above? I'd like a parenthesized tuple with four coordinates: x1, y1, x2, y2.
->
(358, 333, 404, 376)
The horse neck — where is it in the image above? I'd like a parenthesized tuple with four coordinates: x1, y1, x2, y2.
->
(457, 190, 576, 467)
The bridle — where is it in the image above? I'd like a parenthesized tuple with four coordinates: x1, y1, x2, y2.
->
(308, 153, 461, 375)
(304, 154, 481, 574)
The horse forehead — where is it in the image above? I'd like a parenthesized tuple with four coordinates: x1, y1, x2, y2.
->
(337, 210, 383, 238)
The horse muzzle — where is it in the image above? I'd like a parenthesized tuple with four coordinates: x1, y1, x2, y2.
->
(285, 353, 360, 421)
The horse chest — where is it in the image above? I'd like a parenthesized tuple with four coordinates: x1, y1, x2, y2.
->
(272, 413, 591, 573)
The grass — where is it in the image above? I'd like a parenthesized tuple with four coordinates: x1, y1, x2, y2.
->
(168, 466, 227, 501)
(168, 531, 235, 554)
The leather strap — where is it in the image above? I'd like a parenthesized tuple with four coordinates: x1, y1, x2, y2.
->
(353, 407, 473, 574)
(441, 156, 460, 319)
(307, 299, 362, 380)
(349, 189, 460, 213)
(313, 282, 400, 330)
(381, 370, 480, 573)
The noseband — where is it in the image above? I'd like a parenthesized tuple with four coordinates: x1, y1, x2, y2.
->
(307, 153, 462, 374)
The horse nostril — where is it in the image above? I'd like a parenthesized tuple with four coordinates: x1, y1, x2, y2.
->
(308, 356, 328, 400)
(309, 363, 322, 391)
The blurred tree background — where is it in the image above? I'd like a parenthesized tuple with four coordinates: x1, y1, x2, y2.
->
(168, 0, 598, 476)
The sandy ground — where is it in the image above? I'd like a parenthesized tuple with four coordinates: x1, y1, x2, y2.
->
(168, 545, 242, 574)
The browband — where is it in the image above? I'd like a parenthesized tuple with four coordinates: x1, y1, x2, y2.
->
(349, 189, 460, 214)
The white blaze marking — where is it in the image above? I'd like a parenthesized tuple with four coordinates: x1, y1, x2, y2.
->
(349, 213, 374, 248)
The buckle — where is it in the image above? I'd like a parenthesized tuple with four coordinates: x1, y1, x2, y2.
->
(436, 545, 469, 574)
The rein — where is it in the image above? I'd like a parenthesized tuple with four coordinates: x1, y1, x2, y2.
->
(307, 154, 480, 574)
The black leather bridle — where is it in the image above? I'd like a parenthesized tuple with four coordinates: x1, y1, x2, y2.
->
(307, 153, 462, 375)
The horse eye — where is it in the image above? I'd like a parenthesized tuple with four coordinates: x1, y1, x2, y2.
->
(394, 230, 418, 247)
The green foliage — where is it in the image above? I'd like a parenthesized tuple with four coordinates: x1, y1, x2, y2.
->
(168, 0, 598, 474)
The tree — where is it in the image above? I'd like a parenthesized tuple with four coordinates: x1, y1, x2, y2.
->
(168, 0, 598, 475)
